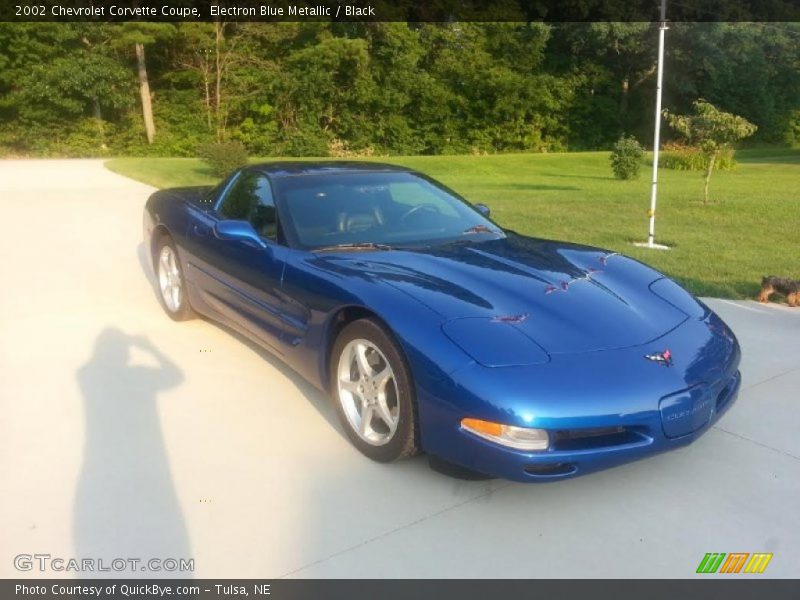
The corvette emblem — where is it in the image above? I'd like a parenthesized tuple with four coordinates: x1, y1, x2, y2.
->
(644, 348, 673, 366)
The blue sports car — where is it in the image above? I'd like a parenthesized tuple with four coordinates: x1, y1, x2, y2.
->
(143, 162, 741, 482)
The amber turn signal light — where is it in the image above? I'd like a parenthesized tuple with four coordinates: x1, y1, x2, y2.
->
(460, 418, 549, 451)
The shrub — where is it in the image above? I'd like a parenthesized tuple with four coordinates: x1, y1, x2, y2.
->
(659, 143, 736, 171)
(197, 141, 249, 177)
(233, 116, 279, 156)
(785, 110, 800, 147)
(278, 128, 331, 157)
(328, 138, 375, 158)
(610, 135, 645, 180)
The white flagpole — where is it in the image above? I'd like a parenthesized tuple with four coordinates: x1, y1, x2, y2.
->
(637, 0, 670, 250)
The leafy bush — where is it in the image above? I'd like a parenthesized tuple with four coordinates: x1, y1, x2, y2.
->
(233, 116, 279, 156)
(51, 118, 112, 157)
(328, 138, 375, 158)
(785, 110, 800, 147)
(659, 143, 736, 171)
(278, 128, 331, 157)
(610, 135, 644, 180)
(197, 141, 249, 177)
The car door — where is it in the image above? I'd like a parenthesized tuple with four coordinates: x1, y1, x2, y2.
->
(185, 170, 289, 353)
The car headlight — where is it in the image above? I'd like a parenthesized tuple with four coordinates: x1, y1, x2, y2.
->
(461, 418, 549, 451)
(442, 317, 550, 367)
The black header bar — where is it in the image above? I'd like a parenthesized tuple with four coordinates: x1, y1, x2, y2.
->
(3, 0, 800, 22)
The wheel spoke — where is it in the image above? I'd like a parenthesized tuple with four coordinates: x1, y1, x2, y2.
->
(171, 284, 180, 309)
(374, 395, 396, 433)
(159, 251, 170, 274)
(354, 343, 373, 378)
(171, 261, 180, 281)
(360, 405, 374, 436)
(373, 366, 392, 392)
(339, 379, 360, 396)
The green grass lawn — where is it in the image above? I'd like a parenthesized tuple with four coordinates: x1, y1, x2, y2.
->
(106, 149, 800, 299)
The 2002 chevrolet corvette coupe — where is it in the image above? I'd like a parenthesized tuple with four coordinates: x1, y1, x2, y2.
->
(143, 162, 741, 482)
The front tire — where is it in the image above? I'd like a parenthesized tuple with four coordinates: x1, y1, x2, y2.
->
(154, 235, 195, 321)
(329, 318, 418, 462)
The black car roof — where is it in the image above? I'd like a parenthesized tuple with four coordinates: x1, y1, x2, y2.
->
(249, 161, 413, 178)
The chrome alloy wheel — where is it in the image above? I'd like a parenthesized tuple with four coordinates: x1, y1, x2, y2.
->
(158, 245, 182, 313)
(336, 339, 400, 446)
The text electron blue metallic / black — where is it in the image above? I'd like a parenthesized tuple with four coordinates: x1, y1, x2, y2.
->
(143, 162, 741, 482)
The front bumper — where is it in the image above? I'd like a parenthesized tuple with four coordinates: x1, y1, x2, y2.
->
(418, 311, 742, 482)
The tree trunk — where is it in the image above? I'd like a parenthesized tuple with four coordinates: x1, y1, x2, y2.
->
(703, 150, 717, 204)
(202, 52, 212, 129)
(620, 75, 629, 115)
(135, 42, 156, 144)
(92, 98, 107, 150)
(215, 22, 224, 141)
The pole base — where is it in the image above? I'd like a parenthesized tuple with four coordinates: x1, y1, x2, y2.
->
(633, 241, 670, 250)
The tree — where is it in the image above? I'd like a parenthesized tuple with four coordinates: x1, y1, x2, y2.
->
(664, 100, 757, 203)
(9, 24, 133, 153)
(1, 22, 797, 158)
(665, 23, 800, 144)
(545, 22, 656, 148)
(174, 22, 255, 142)
(111, 24, 175, 144)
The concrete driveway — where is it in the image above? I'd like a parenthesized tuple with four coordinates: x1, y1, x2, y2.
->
(1, 159, 798, 579)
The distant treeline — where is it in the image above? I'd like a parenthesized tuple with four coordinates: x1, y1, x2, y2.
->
(0, 22, 798, 157)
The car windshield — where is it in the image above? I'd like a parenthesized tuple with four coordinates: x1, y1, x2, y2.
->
(274, 171, 504, 249)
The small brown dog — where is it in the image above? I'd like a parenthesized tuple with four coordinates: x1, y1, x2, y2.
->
(758, 275, 799, 307)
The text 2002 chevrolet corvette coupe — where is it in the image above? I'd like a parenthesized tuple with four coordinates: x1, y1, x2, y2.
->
(143, 162, 741, 482)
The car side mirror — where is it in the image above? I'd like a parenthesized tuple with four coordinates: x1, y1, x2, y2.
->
(213, 220, 267, 249)
(474, 203, 491, 218)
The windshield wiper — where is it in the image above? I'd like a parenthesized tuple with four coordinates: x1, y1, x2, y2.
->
(462, 224, 501, 235)
(312, 242, 393, 252)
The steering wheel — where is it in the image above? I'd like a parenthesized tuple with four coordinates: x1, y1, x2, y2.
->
(400, 203, 441, 222)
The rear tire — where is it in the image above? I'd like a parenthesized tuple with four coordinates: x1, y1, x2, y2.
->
(154, 235, 195, 321)
(329, 318, 418, 462)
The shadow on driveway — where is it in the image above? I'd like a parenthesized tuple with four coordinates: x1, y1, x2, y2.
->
(73, 328, 192, 577)
(136, 241, 344, 438)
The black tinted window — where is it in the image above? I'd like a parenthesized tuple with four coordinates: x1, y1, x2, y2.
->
(218, 173, 278, 240)
(275, 172, 501, 248)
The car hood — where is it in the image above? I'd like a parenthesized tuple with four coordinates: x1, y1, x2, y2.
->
(317, 234, 688, 354)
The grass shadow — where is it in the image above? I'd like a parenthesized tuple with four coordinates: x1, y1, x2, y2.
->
(623, 237, 680, 249)
(539, 172, 616, 181)
(480, 182, 580, 192)
(185, 161, 216, 180)
(735, 149, 800, 165)
(673, 277, 762, 300)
